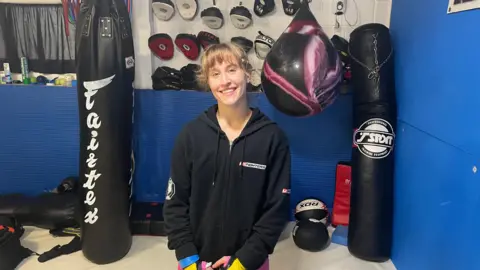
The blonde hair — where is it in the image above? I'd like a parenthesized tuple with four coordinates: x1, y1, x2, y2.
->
(196, 42, 253, 91)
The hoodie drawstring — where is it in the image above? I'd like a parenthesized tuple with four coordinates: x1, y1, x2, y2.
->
(212, 129, 220, 186)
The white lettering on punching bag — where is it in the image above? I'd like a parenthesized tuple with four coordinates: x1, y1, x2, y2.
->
(353, 118, 396, 159)
(82, 74, 115, 225)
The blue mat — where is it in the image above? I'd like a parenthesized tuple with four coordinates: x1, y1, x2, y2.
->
(331, 225, 349, 246)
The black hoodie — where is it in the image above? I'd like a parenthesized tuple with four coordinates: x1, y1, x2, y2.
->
(163, 104, 291, 269)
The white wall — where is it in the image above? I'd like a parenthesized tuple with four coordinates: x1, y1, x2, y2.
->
(3, 0, 392, 88)
(133, 0, 392, 89)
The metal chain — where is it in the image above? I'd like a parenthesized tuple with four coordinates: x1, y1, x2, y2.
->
(348, 33, 393, 86)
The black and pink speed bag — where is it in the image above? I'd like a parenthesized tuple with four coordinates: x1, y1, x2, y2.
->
(261, 0, 342, 117)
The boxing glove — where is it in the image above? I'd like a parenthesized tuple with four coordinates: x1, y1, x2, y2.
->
(54, 177, 78, 193)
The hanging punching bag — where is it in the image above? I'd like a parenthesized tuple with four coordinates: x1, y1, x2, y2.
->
(261, 0, 342, 117)
(348, 23, 396, 262)
(75, 0, 135, 264)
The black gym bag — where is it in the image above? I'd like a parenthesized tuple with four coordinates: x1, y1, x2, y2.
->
(0, 217, 33, 270)
(0, 216, 82, 268)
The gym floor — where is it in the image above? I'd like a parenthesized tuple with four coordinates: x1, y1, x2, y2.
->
(17, 223, 397, 269)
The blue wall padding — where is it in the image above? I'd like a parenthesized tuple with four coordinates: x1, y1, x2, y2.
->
(390, 1, 480, 157)
(133, 90, 353, 213)
(331, 225, 348, 246)
(393, 121, 479, 270)
(390, 0, 480, 269)
(0, 85, 353, 217)
(0, 86, 80, 194)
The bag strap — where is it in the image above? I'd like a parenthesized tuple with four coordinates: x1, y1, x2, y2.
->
(37, 236, 81, 263)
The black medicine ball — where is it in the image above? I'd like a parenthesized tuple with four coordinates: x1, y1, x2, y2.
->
(292, 219, 330, 252)
(294, 197, 329, 224)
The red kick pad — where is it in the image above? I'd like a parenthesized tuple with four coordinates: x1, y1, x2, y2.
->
(332, 162, 352, 226)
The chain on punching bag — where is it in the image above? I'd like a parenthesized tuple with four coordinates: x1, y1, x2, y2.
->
(348, 23, 396, 262)
(75, 0, 135, 264)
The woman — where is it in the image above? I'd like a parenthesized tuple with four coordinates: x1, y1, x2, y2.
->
(163, 42, 291, 270)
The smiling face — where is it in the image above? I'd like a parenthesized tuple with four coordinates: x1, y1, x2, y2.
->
(208, 59, 248, 107)
(197, 43, 251, 108)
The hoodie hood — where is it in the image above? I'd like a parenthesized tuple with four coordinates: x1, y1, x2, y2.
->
(197, 104, 275, 186)
(198, 104, 275, 137)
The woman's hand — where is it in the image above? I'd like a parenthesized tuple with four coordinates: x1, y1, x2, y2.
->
(212, 256, 230, 268)
(211, 256, 246, 270)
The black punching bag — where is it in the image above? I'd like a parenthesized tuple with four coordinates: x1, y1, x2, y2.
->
(348, 23, 396, 262)
(76, 0, 135, 264)
(261, 0, 343, 117)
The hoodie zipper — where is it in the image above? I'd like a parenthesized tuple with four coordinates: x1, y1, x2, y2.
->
(220, 139, 234, 256)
